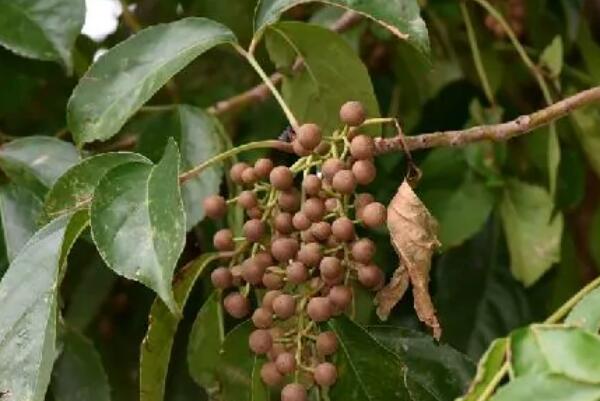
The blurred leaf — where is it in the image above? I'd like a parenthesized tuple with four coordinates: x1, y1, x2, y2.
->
(217, 321, 269, 401)
(91, 139, 185, 313)
(309, 7, 367, 52)
(0, 184, 42, 274)
(457, 338, 507, 401)
(499, 180, 563, 286)
(539, 36, 563, 78)
(0, 136, 80, 198)
(265, 21, 380, 135)
(370, 326, 475, 400)
(184, 0, 257, 45)
(0, 210, 89, 401)
(556, 147, 585, 211)
(43, 152, 150, 222)
(67, 18, 237, 145)
(187, 291, 224, 393)
(490, 373, 600, 401)
(0, 0, 85, 70)
(51, 328, 110, 401)
(135, 106, 225, 230)
(255, 0, 430, 57)
(577, 22, 600, 84)
(591, 207, 600, 274)
(570, 105, 600, 180)
(548, 232, 583, 313)
(140, 253, 219, 401)
(566, 287, 600, 333)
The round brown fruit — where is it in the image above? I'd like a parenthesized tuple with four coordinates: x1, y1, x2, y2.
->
(254, 252, 274, 268)
(210, 267, 233, 289)
(358, 264, 384, 288)
(275, 352, 296, 374)
(324, 198, 339, 212)
(224, 292, 250, 318)
(351, 238, 376, 264)
(270, 237, 299, 262)
(316, 331, 338, 356)
(292, 212, 312, 231)
(301, 229, 317, 243)
(297, 123, 322, 150)
(311, 221, 332, 242)
(350, 135, 375, 160)
(249, 329, 273, 354)
(274, 212, 294, 235)
(272, 294, 296, 319)
(263, 272, 284, 290)
(247, 207, 263, 219)
(361, 202, 386, 228)
(241, 167, 258, 185)
(302, 198, 325, 222)
(252, 307, 273, 329)
(203, 195, 227, 220)
(254, 158, 274, 179)
(270, 166, 294, 190)
(332, 170, 356, 194)
(339, 101, 366, 127)
(286, 262, 308, 284)
(213, 229, 234, 251)
(293, 140, 310, 157)
(241, 258, 266, 285)
(297, 243, 322, 267)
(230, 264, 243, 286)
(262, 290, 282, 311)
(307, 297, 333, 322)
(319, 257, 343, 280)
(243, 219, 265, 243)
(352, 159, 376, 185)
(281, 383, 307, 401)
(314, 362, 337, 386)
(355, 192, 375, 210)
(237, 190, 257, 210)
(328, 285, 352, 309)
(278, 189, 300, 212)
(302, 174, 322, 196)
(261, 362, 283, 387)
(331, 217, 355, 242)
(230, 162, 249, 184)
(321, 158, 345, 182)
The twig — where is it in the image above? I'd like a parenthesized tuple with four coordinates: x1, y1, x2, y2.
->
(375, 86, 600, 154)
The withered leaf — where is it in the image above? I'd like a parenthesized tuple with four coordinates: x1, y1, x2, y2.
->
(377, 179, 442, 339)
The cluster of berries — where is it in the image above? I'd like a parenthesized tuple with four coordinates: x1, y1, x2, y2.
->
(484, 0, 526, 39)
(203, 101, 386, 401)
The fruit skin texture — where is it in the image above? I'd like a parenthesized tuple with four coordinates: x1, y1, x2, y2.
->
(254, 158, 274, 178)
(352, 159, 377, 185)
(272, 294, 296, 319)
(350, 135, 375, 160)
(249, 329, 273, 354)
(213, 229, 234, 251)
(351, 238, 376, 264)
(275, 352, 296, 374)
(210, 267, 233, 289)
(331, 217, 355, 242)
(224, 292, 250, 318)
(252, 307, 273, 329)
(261, 362, 283, 386)
(281, 383, 307, 401)
(316, 331, 338, 356)
(332, 170, 356, 194)
(270, 237, 299, 262)
(230, 162, 249, 184)
(314, 362, 338, 386)
(203, 195, 227, 219)
(329, 285, 352, 309)
(307, 297, 333, 322)
(270, 166, 294, 190)
(297, 123, 322, 150)
(339, 101, 367, 126)
(243, 219, 265, 243)
(361, 202, 386, 228)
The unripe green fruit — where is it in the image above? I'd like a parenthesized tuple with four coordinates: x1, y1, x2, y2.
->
(270, 166, 294, 190)
(252, 307, 273, 329)
(238, 190, 257, 209)
(275, 352, 296, 374)
(249, 329, 273, 354)
(261, 362, 283, 386)
(297, 123, 322, 150)
(272, 294, 296, 319)
(331, 217, 355, 242)
(314, 362, 337, 386)
(332, 170, 356, 194)
(281, 383, 307, 401)
(350, 135, 375, 160)
(307, 296, 333, 322)
(210, 267, 233, 289)
(316, 331, 338, 356)
(339, 100, 367, 127)
(224, 292, 250, 318)
(213, 229, 234, 251)
(361, 202, 386, 228)
(243, 219, 265, 243)
(203, 195, 227, 220)
(352, 159, 377, 185)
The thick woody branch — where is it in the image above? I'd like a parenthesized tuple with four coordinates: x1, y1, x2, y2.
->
(375, 86, 600, 154)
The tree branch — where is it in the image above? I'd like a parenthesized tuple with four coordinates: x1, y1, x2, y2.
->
(375, 86, 600, 154)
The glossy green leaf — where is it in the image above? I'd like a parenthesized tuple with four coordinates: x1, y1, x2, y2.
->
(91, 139, 184, 314)
(140, 253, 219, 401)
(0, 136, 80, 197)
(135, 106, 225, 230)
(566, 287, 600, 333)
(456, 338, 507, 401)
(43, 152, 150, 221)
(370, 326, 475, 400)
(0, 210, 89, 401)
(217, 321, 269, 401)
(499, 179, 563, 286)
(265, 22, 380, 135)
(491, 373, 600, 401)
(255, 0, 430, 57)
(67, 17, 237, 145)
(0, 184, 42, 274)
(0, 0, 85, 69)
(540, 36, 563, 78)
(51, 328, 110, 401)
(187, 291, 224, 393)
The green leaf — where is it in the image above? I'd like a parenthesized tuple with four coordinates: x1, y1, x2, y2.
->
(67, 17, 237, 145)
(566, 287, 600, 333)
(570, 104, 600, 180)
(0, 136, 80, 198)
(0, 210, 89, 401)
(140, 253, 219, 401)
(0, 184, 42, 274)
(577, 22, 600, 84)
(135, 106, 225, 230)
(491, 373, 600, 401)
(370, 326, 475, 400)
(51, 328, 110, 401)
(540, 36, 563, 78)
(255, 0, 430, 57)
(0, 0, 85, 69)
(327, 316, 411, 401)
(187, 291, 225, 393)
(91, 139, 185, 314)
(265, 21, 380, 135)
(499, 179, 563, 286)
(217, 321, 269, 401)
(43, 152, 150, 222)
(457, 338, 507, 401)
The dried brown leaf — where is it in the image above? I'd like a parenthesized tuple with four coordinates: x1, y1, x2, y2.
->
(379, 179, 442, 339)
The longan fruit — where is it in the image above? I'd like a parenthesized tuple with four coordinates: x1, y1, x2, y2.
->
(254, 158, 274, 179)
(316, 331, 338, 356)
(319, 257, 343, 280)
(243, 219, 265, 243)
(262, 290, 282, 311)
(321, 158, 345, 183)
(358, 264, 384, 288)
(350, 135, 375, 160)
(230, 162, 249, 184)
(241, 167, 259, 185)
(324, 198, 339, 213)
(252, 307, 273, 329)
(351, 238, 376, 264)
(297, 243, 322, 267)
(302, 198, 325, 222)
(270, 166, 294, 190)
(270, 237, 299, 262)
(293, 140, 310, 157)
(286, 262, 308, 284)
(361, 202, 386, 228)
(263, 272, 284, 290)
(307, 297, 333, 322)
(331, 217, 355, 242)
(241, 258, 266, 285)
(238, 190, 257, 209)
(261, 362, 283, 386)
(311, 221, 331, 242)
(272, 294, 296, 319)
(249, 329, 273, 354)
(230, 264, 243, 286)
(268, 342, 287, 362)
(339, 101, 366, 127)
(210, 267, 233, 289)
(314, 362, 337, 386)
(281, 383, 307, 401)
(247, 207, 263, 219)
(352, 159, 376, 185)
(332, 170, 356, 194)
(292, 212, 312, 231)
(275, 352, 296, 374)
(224, 292, 249, 318)
(254, 251, 274, 268)
(301, 229, 317, 243)
(274, 212, 294, 234)
(302, 174, 322, 196)
(213, 229, 234, 251)
(355, 192, 375, 210)
(297, 123, 322, 150)
(203, 195, 227, 220)
(328, 285, 352, 309)
(278, 189, 300, 212)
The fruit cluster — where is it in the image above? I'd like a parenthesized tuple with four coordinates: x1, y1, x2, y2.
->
(484, 0, 526, 39)
(203, 101, 386, 401)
